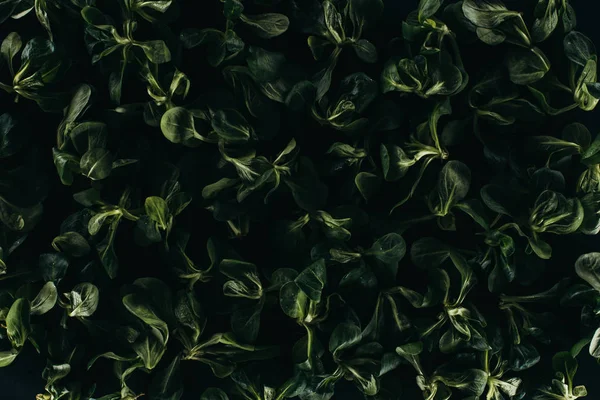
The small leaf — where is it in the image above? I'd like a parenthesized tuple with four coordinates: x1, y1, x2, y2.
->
(279, 281, 307, 319)
(590, 328, 600, 358)
(149, 355, 183, 400)
(295, 259, 327, 302)
(355, 172, 381, 201)
(367, 233, 406, 265)
(30, 282, 57, 316)
(161, 107, 198, 144)
(240, 13, 290, 38)
(201, 388, 229, 400)
(6, 298, 31, 348)
(123, 293, 169, 345)
(575, 252, 600, 291)
(417, 0, 444, 22)
(39, 253, 69, 282)
(0, 349, 19, 368)
(145, 197, 171, 231)
(353, 39, 377, 63)
(52, 232, 90, 257)
(64, 283, 100, 317)
(138, 40, 172, 64)
(80, 148, 114, 181)
(211, 109, 252, 143)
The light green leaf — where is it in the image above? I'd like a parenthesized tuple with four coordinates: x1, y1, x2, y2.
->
(0, 349, 19, 367)
(80, 148, 114, 180)
(279, 281, 307, 319)
(123, 293, 169, 345)
(30, 282, 57, 316)
(64, 283, 99, 317)
(145, 196, 171, 231)
(575, 252, 600, 291)
(417, 0, 444, 22)
(6, 298, 31, 348)
(240, 13, 289, 38)
(137, 40, 172, 64)
(506, 47, 550, 85)
(133, 334, 166, 370)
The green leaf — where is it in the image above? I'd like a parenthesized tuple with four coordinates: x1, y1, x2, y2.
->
(509, 343, 541, 371)
(368, 233, 407, 263)
(355, 172, 381, 202)
(0, 349, 19, 368)
(564, 31, 596, 67)
(380, 144, 413, 181)
(137, 40, 172, 64)
(532, 0, 559, 43)
(6, 298, 31, 348)
(201, 388, 229, 400)
(39, 253, 69, 282)
(329, 322, 361, 356)
(418, 0, 444, 22)
(575, 252, 600, 291)
(30, 282, 57, 316)
(436, 368, 487, 396)
(506, 47, 550, 85)
(64, 283, 99, 318)
(296, 259, 327, 302)
(396, 341, 423, 357)
(180, 29, 224, 67)
(149, 355, 183, 400)
(590, 328, 600, 358)
(427, 160, 471, 217)
(411, 237, 450, 268)
(0, 113, 28, 158)
(348, 0, 383, 29)
(280, 281, 307, 319)
(134, 334, 166, 370)
(353, 39, 377, 63)
(247, 46, 286, 82)
(1, 32, 22, 77)
(135, 216, 162, 246)
(174, 290, 204, 345)
(231, 303, 262, 343)
(462, 0, 522, 29)
(52, 232, 90, 257)
(96, 221, 120, 279)
(52, 148, 80, 185)
(581, 133, 600, 166)
(80, 148, 114, 180)
(480, 184, 519, 217)
(220, 259, 262, 299)
(240, 13, 290, 38)
(382, 56, 452, 96)
(224, 0, 244, 19)
(145, 197, 171, 231)
(552, 351, 578, 381)
(529, 191, 584, 234)
(160, 107, 200, 145)
(323, 0, 345, 44)
(211, 109, 252, 143)
(285, 157, 328, 212)
(123, 293, 169, 344)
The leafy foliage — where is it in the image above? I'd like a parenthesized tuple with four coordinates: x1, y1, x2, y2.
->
(0, 0, 599, 399)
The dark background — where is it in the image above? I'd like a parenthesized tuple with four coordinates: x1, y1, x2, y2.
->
(2, 0, 600, 398)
